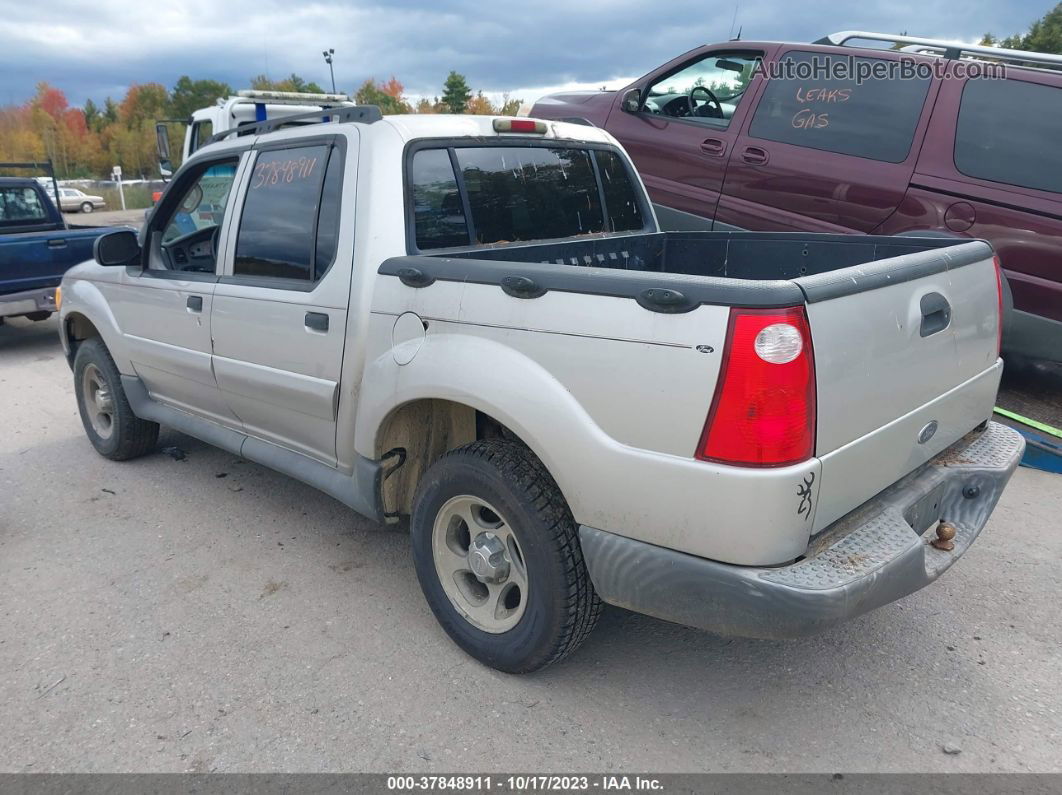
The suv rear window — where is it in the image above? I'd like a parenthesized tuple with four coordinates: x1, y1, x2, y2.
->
(748, 50, 931, 163)
(954, 78, 1062, 194)
(409, 145, 646, 250)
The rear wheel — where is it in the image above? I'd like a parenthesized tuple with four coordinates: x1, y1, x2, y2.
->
(73, 338, 158, 460)
(411, 439, 600, 673)
(80, 202, 94, 214)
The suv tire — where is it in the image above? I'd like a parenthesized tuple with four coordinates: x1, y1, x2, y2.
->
(411, 439, 601, 673)
(73, 338, 159, 460)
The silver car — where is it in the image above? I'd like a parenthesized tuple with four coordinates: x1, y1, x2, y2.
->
(57, 188, 106, 213)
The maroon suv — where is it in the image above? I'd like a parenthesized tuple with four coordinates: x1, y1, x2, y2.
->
(531, 31, 1062, 362)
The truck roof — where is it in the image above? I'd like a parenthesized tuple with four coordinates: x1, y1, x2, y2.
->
(0, 177, 42, 187)
(193, 110, 618, 160)
(379, 114, 616, 146)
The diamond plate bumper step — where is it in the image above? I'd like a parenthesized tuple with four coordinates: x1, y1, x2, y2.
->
(580, 422, 1025, 638)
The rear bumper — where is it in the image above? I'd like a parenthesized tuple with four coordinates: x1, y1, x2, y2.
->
(0, 286, 57, 318)
(580, 421, 1024, 639)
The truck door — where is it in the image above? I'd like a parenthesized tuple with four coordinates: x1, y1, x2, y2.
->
(604, 47, 770, 230)
(0, 184, 67, 294)
(210, 134, 353, 466)
(717, 47, 937, 232)
(111, 154, 245, 424)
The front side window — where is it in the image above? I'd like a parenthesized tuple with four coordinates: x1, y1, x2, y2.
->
(955, 78, 1062, 194)
(0, 187, 47, 224)
(189, 120, 214, 155)
(748, 51, 931, 163)
(155, 159, 239, 273)
(644, 53, 760, 126)
(234, 144, 340, 281)
(161, 161, 239, 244)
(409, 145, 646, 250)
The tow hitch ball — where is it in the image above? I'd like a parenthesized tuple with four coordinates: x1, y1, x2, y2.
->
(931, 521, 958, 551)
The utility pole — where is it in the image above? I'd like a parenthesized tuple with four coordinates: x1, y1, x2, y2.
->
(322, 48, 336, 94)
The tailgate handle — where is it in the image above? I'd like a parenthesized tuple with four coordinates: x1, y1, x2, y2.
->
(919, 292, 951, 337)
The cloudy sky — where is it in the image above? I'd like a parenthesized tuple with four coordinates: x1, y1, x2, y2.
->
(0, 0, 1055, 108)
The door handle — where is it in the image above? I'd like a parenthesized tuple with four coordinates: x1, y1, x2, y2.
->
(46, 239, 68, 248)
(305, 311, 329, 332)
(741, 146, 769, 165)
(700, 138, 727, 157)
(186, 295, 203, 313)
(919, 292, 951, 337)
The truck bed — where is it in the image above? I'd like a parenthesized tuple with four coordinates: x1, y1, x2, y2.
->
(386, 231, 985, 313)
(377, 230, 1000, 561)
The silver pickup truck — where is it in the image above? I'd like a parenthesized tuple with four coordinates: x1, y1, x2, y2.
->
(57, 109, 1024, 673)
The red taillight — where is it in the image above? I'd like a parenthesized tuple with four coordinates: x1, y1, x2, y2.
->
(697, 306, 816, 467)
(493, 118, 547, 134)
(993, 255, 1004, 358)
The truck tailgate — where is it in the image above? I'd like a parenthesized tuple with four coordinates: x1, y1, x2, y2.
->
(797, 240, 1002, 532)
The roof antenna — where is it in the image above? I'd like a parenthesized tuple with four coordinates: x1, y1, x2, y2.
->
(732, 25, 742, 41)
(728, 1, 740, 40)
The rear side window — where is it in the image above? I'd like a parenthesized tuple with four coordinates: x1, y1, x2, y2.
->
(235, 144, 341, 281)
(955, 78, 1062, 194)
(409, 145, 646, 250)
(748, 51, 931, 163)
(0, 187, 47, 224)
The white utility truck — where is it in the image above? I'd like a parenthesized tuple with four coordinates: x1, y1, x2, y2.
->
(156, 90, 356, 174)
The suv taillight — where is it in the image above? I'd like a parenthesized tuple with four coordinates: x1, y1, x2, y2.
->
(697, 306, 816, 467)
(993, 255, 1004, 358)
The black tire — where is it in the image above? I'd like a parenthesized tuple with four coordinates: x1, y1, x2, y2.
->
(80, 202, 94, 214)
(73, 338, 159, 460)
(411, 439, 601, 673)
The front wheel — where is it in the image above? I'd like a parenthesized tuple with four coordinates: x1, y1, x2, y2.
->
(80, 202, 94, 214)
(73, 338, 159, 460)
(411, 439, 601, 673)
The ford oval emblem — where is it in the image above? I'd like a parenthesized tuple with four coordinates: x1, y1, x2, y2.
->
(918, 421, 939, 445)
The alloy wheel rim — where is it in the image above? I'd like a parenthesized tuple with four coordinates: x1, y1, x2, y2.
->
(431, 495, 528, 634)
(82, 363, 114, 439)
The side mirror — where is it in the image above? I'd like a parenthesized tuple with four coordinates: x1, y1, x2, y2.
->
(621, 88, 642, 113)
(155, 123, 173, 177)
(94, 229, 141, 268)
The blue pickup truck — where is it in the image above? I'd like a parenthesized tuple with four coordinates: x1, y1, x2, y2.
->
(1, 177, 105, 324)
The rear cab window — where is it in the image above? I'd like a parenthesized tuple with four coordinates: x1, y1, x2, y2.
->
(748, 50, 932, 163)
(954, 77, 1062, 194)
(408, 142, 649, 251)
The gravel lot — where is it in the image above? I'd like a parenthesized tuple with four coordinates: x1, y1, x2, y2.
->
(1, 315, 1060, 773)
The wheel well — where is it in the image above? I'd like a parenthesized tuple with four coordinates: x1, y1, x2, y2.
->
(374, 399, 524, 520)
(64, 313, 101, 365)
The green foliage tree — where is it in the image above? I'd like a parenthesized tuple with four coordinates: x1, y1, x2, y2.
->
(250, 73, 327, 94)
(102, 97, 118, 124)
(354, 77, 412, 114)
(441, 71, 472, 114)
(170, 76, 233, 119)
(83, 98, 101, 132)
(982, 2, 1062, 52)
(497, 93, 523, 116)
